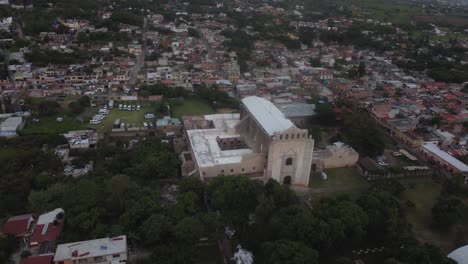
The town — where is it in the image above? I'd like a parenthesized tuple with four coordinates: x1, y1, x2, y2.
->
(1, 0, 468, 263)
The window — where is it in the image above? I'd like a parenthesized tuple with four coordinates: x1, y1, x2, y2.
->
(202, 172, 206, 176)
(242, 168, 245, 172)
(253, 167, 256, 170)
(285, 158, 293, 166)
(230, 169, 234, 172)
(94, 256, 104, 262)
(285, 134, 289, 139)
(113, 254, 121, 258)
(291, 134, 294, 139)
(221, 170, 225, 173)
(297, 134, 300, 139)
(279, 135, 283, 140)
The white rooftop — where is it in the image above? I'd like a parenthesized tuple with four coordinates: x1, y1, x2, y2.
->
(37, 208, 64, 225)
(187, 114, 252, 168)
(422, 143, 468, 172)
(54, 236, 127, 261)
(242, 96, 294, 136)
(448, 245, 468, 264)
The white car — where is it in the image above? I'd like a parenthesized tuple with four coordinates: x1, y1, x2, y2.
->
(118, 104, 123, 110)
(136, 105, 141, 111)
(144, 113, 155, 119)
(143, 122, 148, 128)
(90, 119, 101, 125)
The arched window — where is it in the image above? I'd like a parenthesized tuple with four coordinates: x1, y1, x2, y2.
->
(297, 134, 300, 139)
(285, 158, 293, 166)
(291, 134, 295, 139)
(285, 134, 289, 140)
(280, 135, 283, 140)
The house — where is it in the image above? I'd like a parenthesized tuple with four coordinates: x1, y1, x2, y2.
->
(3, 214, 34, 238)
(0, 116, 25, 137)
(30, 208, 65, 251)
(20, 255, 54, 264)
(62, 130, 98, 149)
(421, 143, 468, 174)
(156, 116, 182, 136)
(53, 236, 127, 264)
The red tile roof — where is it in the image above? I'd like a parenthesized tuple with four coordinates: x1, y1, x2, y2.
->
(30, 222, 63, 246)
(3, 214, 33, 237)
(19, 255, 54, 264)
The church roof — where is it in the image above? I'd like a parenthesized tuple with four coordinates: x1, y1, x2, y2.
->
(242, 96, 294, 136)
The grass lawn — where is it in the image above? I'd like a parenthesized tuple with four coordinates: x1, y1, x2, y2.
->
(21, 114, 88, 135)
(172, 98, 215, 118)
(91, 105, 154, 133)
(309, 167, 366, 189)
(403, 181, 455, 252)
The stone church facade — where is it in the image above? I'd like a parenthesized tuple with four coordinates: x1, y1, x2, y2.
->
(183, 96, 314, 187)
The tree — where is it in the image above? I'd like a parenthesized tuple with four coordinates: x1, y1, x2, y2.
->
(174, 217, 204, 244)
(0, 234, 16, 264)
(207, 176, 259, 227)
(432, 196, 468, 229)
(343, 112, 385, 157)
(261, 239, 319, 264)
(78, 96, 91, 107)
(358, 61, 366, 77)
(139, 214, 172, 246)
(38, 101, 61, 116)
(315, 103, 336, 126)
(188, 27, 200, 38)
(68, 101, 85, 115)
(179, 177, 205, 199)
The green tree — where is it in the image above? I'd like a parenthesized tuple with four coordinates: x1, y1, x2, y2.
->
(358, 61, 366, 77)
(343, 112, 385, 157)
(207, 176, 259, 227)
(315, 103, 336, 126)
(432, 196, 468, 229)
(174, 217, 204, 244)
(261, 239, 319, 264)
(38, 101, 61, 116)
(139, 214, 172, 246)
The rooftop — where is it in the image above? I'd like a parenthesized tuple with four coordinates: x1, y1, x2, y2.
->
(422, 143, 468, 172)
(448, 245, 468, 264)
(3, 214, 33, 237)
(187, 114, 252, 168)
(54, 236, 127, 261)
(277, 103, 316, 118)
(20, 255, 54, 264)
(242, 96, 294, 136)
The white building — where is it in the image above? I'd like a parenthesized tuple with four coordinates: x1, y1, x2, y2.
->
(0, 116, 24, 137)
(53, 235, 127, 264)
(448, 245, 468, 264)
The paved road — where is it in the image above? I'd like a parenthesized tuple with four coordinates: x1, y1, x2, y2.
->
(128, 18, 148, 86)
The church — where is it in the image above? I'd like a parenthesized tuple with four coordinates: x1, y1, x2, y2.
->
(181, 96, 314, 187)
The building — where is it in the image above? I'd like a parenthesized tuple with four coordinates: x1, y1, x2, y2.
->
(0, 116, 25, 137)
(20, 255, 54, 264)
(3, 214, 34, 238)
(277, 103, 316, 128)
(448, 245, 468, 264)
(62, 130, 98, 149)
(53, 236, 127, 264)
(183, 96, 314, 187)
(312, 142, 359, 172)
(421, 143, 468, 174)
(156, 116, 182, 136)
(30, 208, 65, 251)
